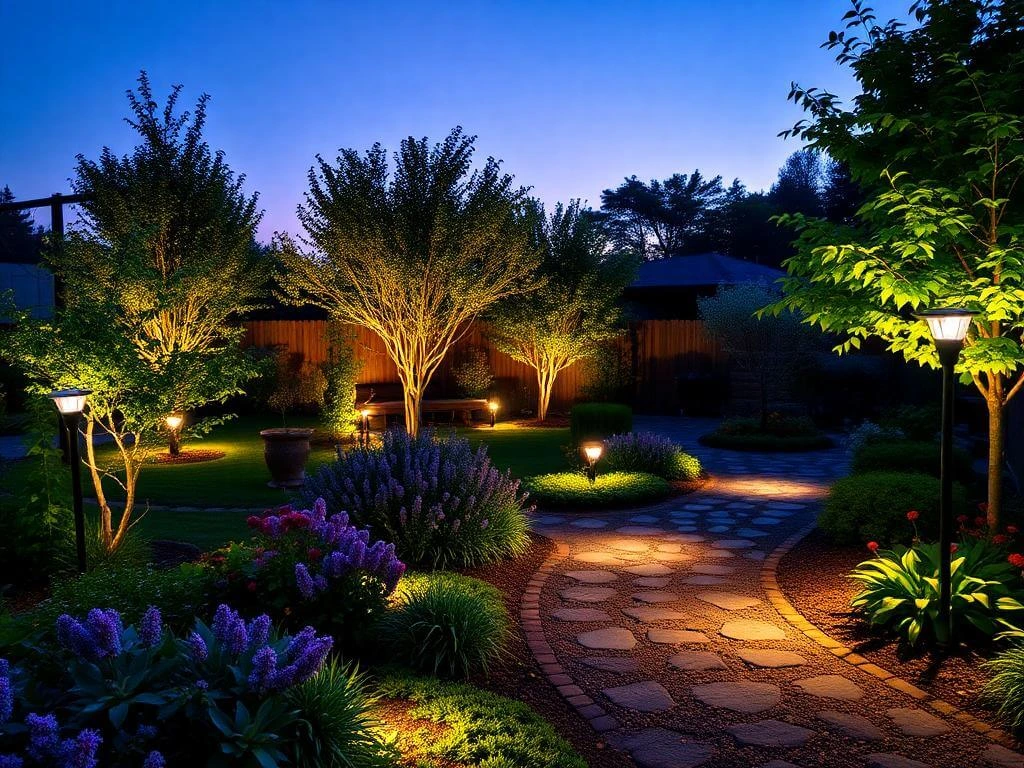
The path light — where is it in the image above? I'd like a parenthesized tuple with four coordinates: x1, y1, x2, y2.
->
(582, 441, 604, 484)
(360, 408, 371, 444)
(48, 388, 91, 573)
(165, 413, 184, 456)
(488, 400, 498, 428)
(916, 307, 977, 648)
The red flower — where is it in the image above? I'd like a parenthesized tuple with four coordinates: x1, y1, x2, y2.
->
(246, 515, 262, 528)
(975, 516, 987, 528)
(956, 515, 969, 524)
(867, 541, 880, 553)
(246, 580, 257, 592)
(1009, 554, 1024, 569)
(906, 510, 920, 522)
(994, 534, 1009, 545)
(1008, 526, 1020, 534)
(950, 543, 959, 554)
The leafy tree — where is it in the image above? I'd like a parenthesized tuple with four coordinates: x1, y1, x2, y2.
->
(770, 150, 824, 216)
(0, 186, 43, 263)
(490, 201, 637, 421)
(279, 127, 540, 435)
(4, 73, 266, 551)
(698, 283, 816, 427)
(773, 0, 1024, 525)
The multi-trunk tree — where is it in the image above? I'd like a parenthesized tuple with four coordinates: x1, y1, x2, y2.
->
(772, 0, 1024, 526)
(489, 200, 637, 421)
(278, 127, 540, 435)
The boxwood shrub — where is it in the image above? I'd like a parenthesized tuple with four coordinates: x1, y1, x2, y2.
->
(851, 439, 975, 484)
(699, 415, 832, 452)
(569, 403, 632, 444)
(524, 471, 670, 508)
(819, 471, 967, 546)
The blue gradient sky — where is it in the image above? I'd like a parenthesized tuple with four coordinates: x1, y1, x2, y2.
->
(1, 1, 910, 241)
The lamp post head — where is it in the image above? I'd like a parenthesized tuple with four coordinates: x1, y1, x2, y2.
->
(48, 388, 91, 416)
(915, 308, 977, 343)
(488, 400, 499, 413)
(165, 413, 184, 431)
(582, 442, 604, 465)
(360, 408, 371, 419)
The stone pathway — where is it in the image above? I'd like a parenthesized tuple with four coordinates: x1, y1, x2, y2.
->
(525, 417, 1024, 768)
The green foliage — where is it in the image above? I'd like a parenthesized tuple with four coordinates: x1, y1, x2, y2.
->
(879, 404, 941, 442)
(376, 671, 587, 768)
(603, 431, 703, 481)
(852, 439, 975, 484)
(287, 659, 399, 768)
(452, 345, 494, 399)
(489, 200, 637, 420)
(569, 402, 633, 444)
(383, 572, 508, 679)
(264, 351, 328, 423)
(850, 538, 1024, 646)
(524, 471, 670, 508)
(699, 414, 832, 452)
(982, 644, 1024, 736)
(820, 471, 966, 546)
(321, 330, 362, 440)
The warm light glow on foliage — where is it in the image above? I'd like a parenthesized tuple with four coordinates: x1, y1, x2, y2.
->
(165, 414, 184, 430)
(582, 442, 604, 464)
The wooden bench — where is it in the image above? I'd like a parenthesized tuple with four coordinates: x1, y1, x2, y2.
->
(356, 385, 488, 427)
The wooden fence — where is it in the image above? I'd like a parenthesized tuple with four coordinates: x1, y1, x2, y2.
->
(243, 319, 723, 413)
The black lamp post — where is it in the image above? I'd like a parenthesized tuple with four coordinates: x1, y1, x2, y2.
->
(165, 413, 184, 456)
(916, 308, 977, 647)
(48, 388, 91, 573)
(360, 408, 371, 445)
(582, 442, 604, 484)
(488, 400, 498, 428)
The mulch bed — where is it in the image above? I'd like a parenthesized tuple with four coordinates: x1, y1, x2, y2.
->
(461, 532, 633, 768)
(777, 528, 1006, 731)
(149, 449, 226, 465)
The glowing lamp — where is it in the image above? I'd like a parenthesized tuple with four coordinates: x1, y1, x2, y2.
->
(48, 388, 91, 573)
(361, 408, 371, 419)
(165, 413, 184, 431)
(48, 388, 91, 416)
(917, 308, 976, 344)
(487, 400, 498, 427)
(581, 441, 604, 484)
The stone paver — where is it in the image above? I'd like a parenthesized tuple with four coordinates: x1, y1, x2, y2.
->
(737, 648, 807, 668)
(818, 710, 884, 740)
(887, 707, 950, 737)
(576, 627, 635, 650)
(691, 681, 782, 713)
(581, 656, 639, 673)
(648, 628, 711, 644)
(695, 591, 761, 610)
(564, 570, 618, 583)
(719, 619, 786, 640)
(726, 719, 815, 747)
(551, 607, 612, 622)
(793, 674, 864, 700)
(602, 681, 675, 712)
(668, 651, 727, 671)
(615, 728, 713, 768)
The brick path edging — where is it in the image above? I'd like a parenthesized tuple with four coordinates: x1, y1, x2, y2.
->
(761, 523, 1016, 748)
(520, 540, 622, 734)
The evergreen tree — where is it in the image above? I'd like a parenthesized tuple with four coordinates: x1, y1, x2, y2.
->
(0, 186, 43, 263)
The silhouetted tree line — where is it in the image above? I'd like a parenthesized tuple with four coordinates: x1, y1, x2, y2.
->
(597, 150, 863, 267)
(0, 186, 44, 263)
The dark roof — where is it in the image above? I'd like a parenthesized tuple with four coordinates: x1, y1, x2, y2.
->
(629, 253, 784, 289)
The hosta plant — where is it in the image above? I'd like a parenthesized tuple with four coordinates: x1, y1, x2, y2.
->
(850, 537, 1024, 647)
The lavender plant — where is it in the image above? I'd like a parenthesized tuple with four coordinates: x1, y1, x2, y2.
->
(602, 432, 703, 481)
(301, 429, 532, 569)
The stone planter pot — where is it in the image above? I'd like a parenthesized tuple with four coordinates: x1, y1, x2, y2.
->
(260, 428, 314, 489)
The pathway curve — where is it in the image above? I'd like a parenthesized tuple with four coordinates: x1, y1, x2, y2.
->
(525, 418, 1024, 768)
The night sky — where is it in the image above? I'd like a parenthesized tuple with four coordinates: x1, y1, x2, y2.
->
(1, 0, 911, 241)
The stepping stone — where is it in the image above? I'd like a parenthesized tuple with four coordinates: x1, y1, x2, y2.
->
(793, 674, 863, 701)
(581, 656, 640, 673)
(691, 564, 735, 575)
(696, 592, 761, 610)
(648, 629, 711, 644)
(609, 539, 650, 552)
(726, 719, 813, 747)
(886, 707, 949, 737)
(865, 755, 932, 768)
(560, 586, 617, 602)
(720, 620, 786, 641)
(651, 551, 694, 563)
(624, 606, 693, 622)
(712, 539, 756, 548)
(683, 503, 714, 511)
(668, 651, 727, 671)
(766, 501, 805, 510)
(703, 549, 735, 559)
(577, 628, 636, 650)
(602, 681, 675, 712)
(736, 528, 768, 538)
(676, 526, 700, 533)
(623, 563, 674, 577)
(683, 575, 729, 586)
(632, 591, 681, 603)
(692, 681, 781, 713)
(984, 745, 1024, 767)
(534, 515, 566, 525)
(571, 518, 608, 529)
(574, 551, 624, 565)
(616, 728, 714, 768)
(617, 526, 666, 535)
(745, 551, 767, 562)
(737, 649, 806, 668)
(751, 517, 782, 525)
(707, 525, 731, 533)
(552, 607, 612, 622)
(663, 534, 704, 543)
(565, 570, 618, 584)
(634, 576, 672, 587)
(655, 542, 682, 553)
(726, 502, 756, 509)
(818, 710, 883, 740)
(629, 514, 661, 524)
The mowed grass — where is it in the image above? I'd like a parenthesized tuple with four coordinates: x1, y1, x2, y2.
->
(1, 416, 571, 551)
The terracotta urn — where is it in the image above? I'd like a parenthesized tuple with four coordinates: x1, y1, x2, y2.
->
(259, 428, 314, 488)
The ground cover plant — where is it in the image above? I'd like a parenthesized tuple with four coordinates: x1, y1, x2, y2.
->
(699, 413, 832, 452)
(524, 470, 670, 508)
(602, 431, 702, 481)
(301, 429, 531, 570)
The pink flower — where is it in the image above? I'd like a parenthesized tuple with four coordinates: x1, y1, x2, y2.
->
(993, 534, 1009, 545)
(906, 510, 920, 522)
(1009, 553, 1024, 569)
(867, 541, 879, 553)
(950, 543, 959, 554)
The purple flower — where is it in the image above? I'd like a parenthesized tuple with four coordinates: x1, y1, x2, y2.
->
(26, 713, 60, 761)
(247, 646, 278, 693)
(195, 679, 209, 691)
(295, 563, 316, 600)
(139, 606, 162, 647)
(136, 724, 158, 741)
(63, 729, 101, 768)
(0, 756, 23, 768)
(481, 519, 489, 530)
(212, 604, 233, 640)
(142, 752, 166, 768)
(187, 631, 208, 663)
(0, 673, 12, 726)
(247, 615, 271, 650)
(85, 609, 122, 657)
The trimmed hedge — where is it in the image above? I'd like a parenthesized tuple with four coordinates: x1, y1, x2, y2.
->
(699, 415, 832, 452)
(524, 471, 670, 508)
(819, 471, 967, 546)
(851, 439, 975, 484)
(569, 403, 632, 444)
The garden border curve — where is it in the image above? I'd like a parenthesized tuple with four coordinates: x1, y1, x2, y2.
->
(762, 523, 1017, 748)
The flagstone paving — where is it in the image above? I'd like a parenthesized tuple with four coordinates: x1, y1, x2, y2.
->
(524, 416, 1024, 768)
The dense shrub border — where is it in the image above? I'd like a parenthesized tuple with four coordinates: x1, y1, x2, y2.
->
(851, 439, 975, 484)
(524, 471, 671, 508)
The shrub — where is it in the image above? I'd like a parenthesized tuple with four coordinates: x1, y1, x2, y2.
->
(322, 328, 362, 441)
(850, 538, 1024, 646)
(452, 345, 494, 399)
(845, 420, 905, 456)
(880, 403, 941, 442)
(382, 572, 508, 679)
(603, 431, 703, 481)
(852, 439, 975, 484)
(699, 414, 832, 452)
(579, 340, 634, 404)
(207, 499, 405, 650)
(265, 350, 328, 422)
(301, 429, 531, 570)
(819, 471, 966, 546)
(286, 658, 398, 768)
(0, 603, 337, 766)
(569, 402, 632, 444)
(524, 471, 670, 508)
(377, 672, 587, 768)
(982, 645, 1024, 736)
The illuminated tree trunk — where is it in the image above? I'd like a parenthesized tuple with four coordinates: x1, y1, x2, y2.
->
(986, 387, 1005, 530)
(403, 385, 422, 437)
(537, 366, 554, 423)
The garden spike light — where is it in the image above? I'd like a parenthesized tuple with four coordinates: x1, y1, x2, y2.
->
(48, 388, 91, 573)
(582, 441, 603, 484)
(488, 400, 498, 428)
